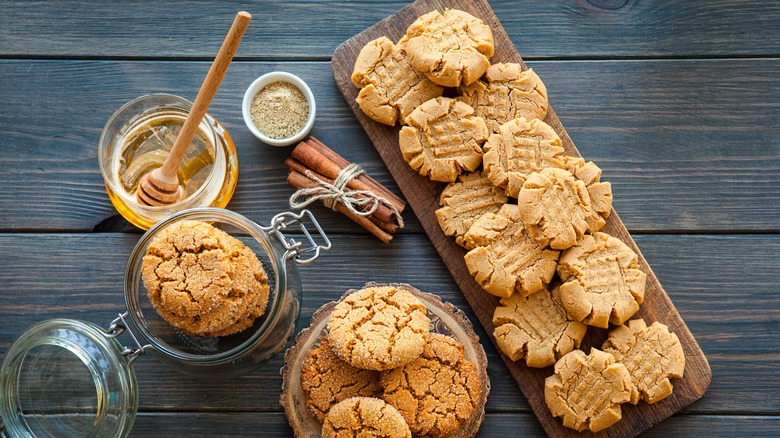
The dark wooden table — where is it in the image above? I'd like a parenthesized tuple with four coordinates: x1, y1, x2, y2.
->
(1, 1, 778, 436)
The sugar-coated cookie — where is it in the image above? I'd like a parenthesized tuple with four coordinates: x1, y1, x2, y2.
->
(327, 285, 430, 371)
(381, 333, 481, 437)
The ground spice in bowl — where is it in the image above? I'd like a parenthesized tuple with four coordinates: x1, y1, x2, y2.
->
(250, 81, 310, 139)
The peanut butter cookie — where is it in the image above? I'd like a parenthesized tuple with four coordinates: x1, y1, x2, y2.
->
(493, 285, 587, 368)
(545, 349, 633, 432)
(399, 97, 489, 182)
(381, 333, 481, 437)
(482, 117, 566, 198)
(464, 204, 559, 298)
(402, 9, 494, 87)
(141, 220, 270, 337)
(351, 36, 443, 126)
(458, 64, 548, 133)
(322, 397, 411, 438)
(557, 232, 647, 328)
(603, 319, 686, 404)
(301, 338, 382, 423)
(435, 170, 508, 248)
(516, 167, 594, 250)
(327, 285, 430, 371)
(564, 157, 613, 231)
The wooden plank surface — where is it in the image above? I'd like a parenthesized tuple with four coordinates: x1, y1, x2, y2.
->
(1, 59, 778, 232)
(1, 0, 778, 436)
(1, 1, 779, 59)
(2, 234, 777, 416)
(124, 412, 780, 437)
(331, 0, 712, 435)
(126, 412, 780, 437)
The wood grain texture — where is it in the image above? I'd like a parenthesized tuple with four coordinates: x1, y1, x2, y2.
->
(0, 59, 778, 232)
(1, 1, 779, 59)
(126, 412, 780, 437)
(331, 0, 711, 435)
(2, 233, 778, 416)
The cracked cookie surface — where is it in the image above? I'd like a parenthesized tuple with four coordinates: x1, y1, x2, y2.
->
(402, 9, 494, 87)
(327, 285, 430, 371)
(321, 397, 411, 438)
(482, 117, 566, 198)
(351, 36, 443, 126)
(464, 204, 559, 298)
(602, 319, 685, 404)
(381, 333, 481, 437)
(545, 348, 633, 432)
(493, 285, 587, 368)
(399, 97, 489, 182)
(301, 338, 382, 423)
(516, 167, 594, 250)
(435, 170, 508, 248)
(458, 64, 548, 133)
(141, 220, 270, 337)
(557, 232, 647, 328)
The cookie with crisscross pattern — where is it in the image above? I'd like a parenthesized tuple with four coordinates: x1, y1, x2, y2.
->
(435, 170, 508, 248)
(459, 63, 548, 133)
(483, 117, 566, 198)
(545, 348, 633, 432)
(464, 204, 559, 297)
(352, 36, 443, 126)
(557, 232, 647, 328)
(493, 285, 587, 368)
(402, 9, 494, 87)
(603, 319, 686, 404)
(399, 97, 489, 182)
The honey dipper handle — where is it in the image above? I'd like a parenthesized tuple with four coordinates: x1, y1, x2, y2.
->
(159, 11, 252, 180)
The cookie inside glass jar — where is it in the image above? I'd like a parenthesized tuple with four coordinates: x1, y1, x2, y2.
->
(140, 220, 270, 337)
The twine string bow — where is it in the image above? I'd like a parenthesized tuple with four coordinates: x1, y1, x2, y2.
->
(289, 163, 404, 227)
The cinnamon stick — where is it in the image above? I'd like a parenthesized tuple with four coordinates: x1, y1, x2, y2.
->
(285, 157, 397, 225)
(306, 137, 406, 211)
(287, 169, 393, 243)
(291, 141, 401, 213)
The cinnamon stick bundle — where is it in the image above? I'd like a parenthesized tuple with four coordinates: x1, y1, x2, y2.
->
(286, 137, 406, 243)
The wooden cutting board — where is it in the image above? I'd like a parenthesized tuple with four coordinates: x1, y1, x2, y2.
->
(331, 0, 712, 436)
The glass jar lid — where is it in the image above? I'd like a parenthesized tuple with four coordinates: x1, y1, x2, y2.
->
(0, 318, 138, 438)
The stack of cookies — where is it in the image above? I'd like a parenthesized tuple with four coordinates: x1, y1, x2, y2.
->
(351, 8, 686, 433)
(141, 220, 270, 337)
(300, 285, 483, 437)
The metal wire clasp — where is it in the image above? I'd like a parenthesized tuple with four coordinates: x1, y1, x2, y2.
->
(103, 312, 152, 367)
(266, 209, 331, 264)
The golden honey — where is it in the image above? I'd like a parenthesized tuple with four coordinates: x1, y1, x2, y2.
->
(99, 94, 238, 229)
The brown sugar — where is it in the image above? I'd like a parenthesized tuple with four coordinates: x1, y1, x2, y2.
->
(250, 81, 309, 139)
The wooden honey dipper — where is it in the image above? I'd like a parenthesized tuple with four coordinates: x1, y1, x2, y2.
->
(136, 11, 251, 206)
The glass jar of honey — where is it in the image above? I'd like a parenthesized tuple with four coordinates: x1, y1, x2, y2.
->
(98, 94, 239, 229)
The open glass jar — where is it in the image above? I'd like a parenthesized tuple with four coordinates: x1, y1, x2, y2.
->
(99, 94, 239, 230)
(0, 208, 330, 437)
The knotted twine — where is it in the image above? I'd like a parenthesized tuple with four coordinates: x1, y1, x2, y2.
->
(289, 163, 404, 227)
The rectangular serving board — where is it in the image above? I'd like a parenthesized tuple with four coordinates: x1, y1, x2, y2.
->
(331, 0, 712, 436)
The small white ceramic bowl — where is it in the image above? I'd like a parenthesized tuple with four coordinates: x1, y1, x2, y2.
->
(242, 71, 316, 147)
